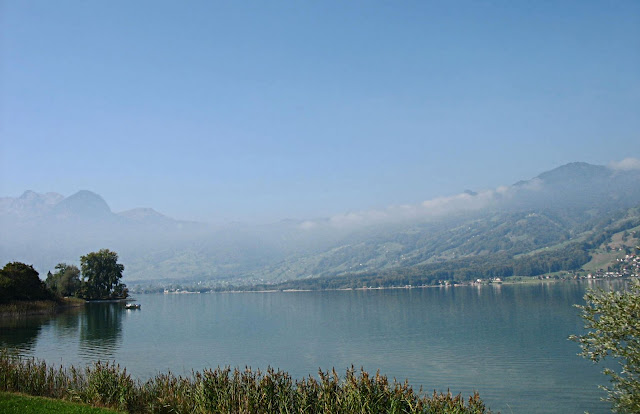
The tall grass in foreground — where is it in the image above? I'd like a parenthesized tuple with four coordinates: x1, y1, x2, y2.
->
(0, 349, 490, 413)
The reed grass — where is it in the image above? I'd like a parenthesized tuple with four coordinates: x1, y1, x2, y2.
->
(0, 297, 86, 317)
(0, 349, 490, 413)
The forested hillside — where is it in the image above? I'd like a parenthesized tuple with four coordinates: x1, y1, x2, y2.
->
(251, 167, 640, 284)
(226, 204, 640, 291)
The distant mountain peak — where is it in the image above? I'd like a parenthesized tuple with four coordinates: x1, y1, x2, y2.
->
(536, 162, 610, 183)
(122, 207, 160, 214)
(53, 190, 112, 218)
(19, 190, 39, 199)
(118, 207, 170, 220)
(71, 189, 104, 198)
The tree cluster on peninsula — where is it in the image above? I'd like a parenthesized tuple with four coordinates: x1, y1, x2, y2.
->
(0, 249, 127, 303)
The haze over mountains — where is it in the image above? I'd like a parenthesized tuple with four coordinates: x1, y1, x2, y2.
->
(1, 161, 640, 284)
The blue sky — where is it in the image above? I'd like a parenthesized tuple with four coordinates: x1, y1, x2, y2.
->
(2, 1, 639, 223)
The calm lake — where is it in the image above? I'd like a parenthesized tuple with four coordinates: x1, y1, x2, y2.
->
(0, 280, 623, 413)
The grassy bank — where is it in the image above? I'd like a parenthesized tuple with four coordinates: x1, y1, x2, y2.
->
(0, 350, 490, 413)
(0, 297, 85, 318)
(0, 392, 120, 413)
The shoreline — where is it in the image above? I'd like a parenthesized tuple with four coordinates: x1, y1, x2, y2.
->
(0, 297, 86, 318)
(207, 274, 635, 294)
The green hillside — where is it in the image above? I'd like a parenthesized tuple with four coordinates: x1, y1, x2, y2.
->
(226, 204, 640, 291)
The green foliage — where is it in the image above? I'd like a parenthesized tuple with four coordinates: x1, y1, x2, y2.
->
(570, 280, 640, 413)
(46, 264, 81, 297)
(80, 250, 128, 300)
(0, 262, 53, 304)
(1, 249, 130, 303)
(0, 350, 491, 413)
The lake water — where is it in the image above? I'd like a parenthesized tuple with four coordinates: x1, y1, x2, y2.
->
(0, 280, 623, 413)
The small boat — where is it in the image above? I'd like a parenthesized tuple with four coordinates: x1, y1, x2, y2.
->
(125, 303, 141, 309)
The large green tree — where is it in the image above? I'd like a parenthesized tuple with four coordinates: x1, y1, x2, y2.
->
(0, 262, 53, 303)
(45, 263, 81, 297)
(570, 278, 640, 413)
(80, 249, 128, 300)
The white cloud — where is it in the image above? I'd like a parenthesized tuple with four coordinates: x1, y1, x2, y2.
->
(517, 177, 543, 191)
(609, 157, 640, 171)
(299, 186, 510, 230)
(299, 220, 317, 230)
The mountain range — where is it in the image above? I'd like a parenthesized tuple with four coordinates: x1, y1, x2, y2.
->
(1, 161, 640, 285)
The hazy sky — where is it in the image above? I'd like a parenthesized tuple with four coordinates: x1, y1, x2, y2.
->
(2, 1, 639, 223)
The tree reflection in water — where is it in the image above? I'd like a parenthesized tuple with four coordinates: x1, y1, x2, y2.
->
(0, 305, 86, 354)
(78, 303, 124, 360)
(0, 316, 48, 352)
